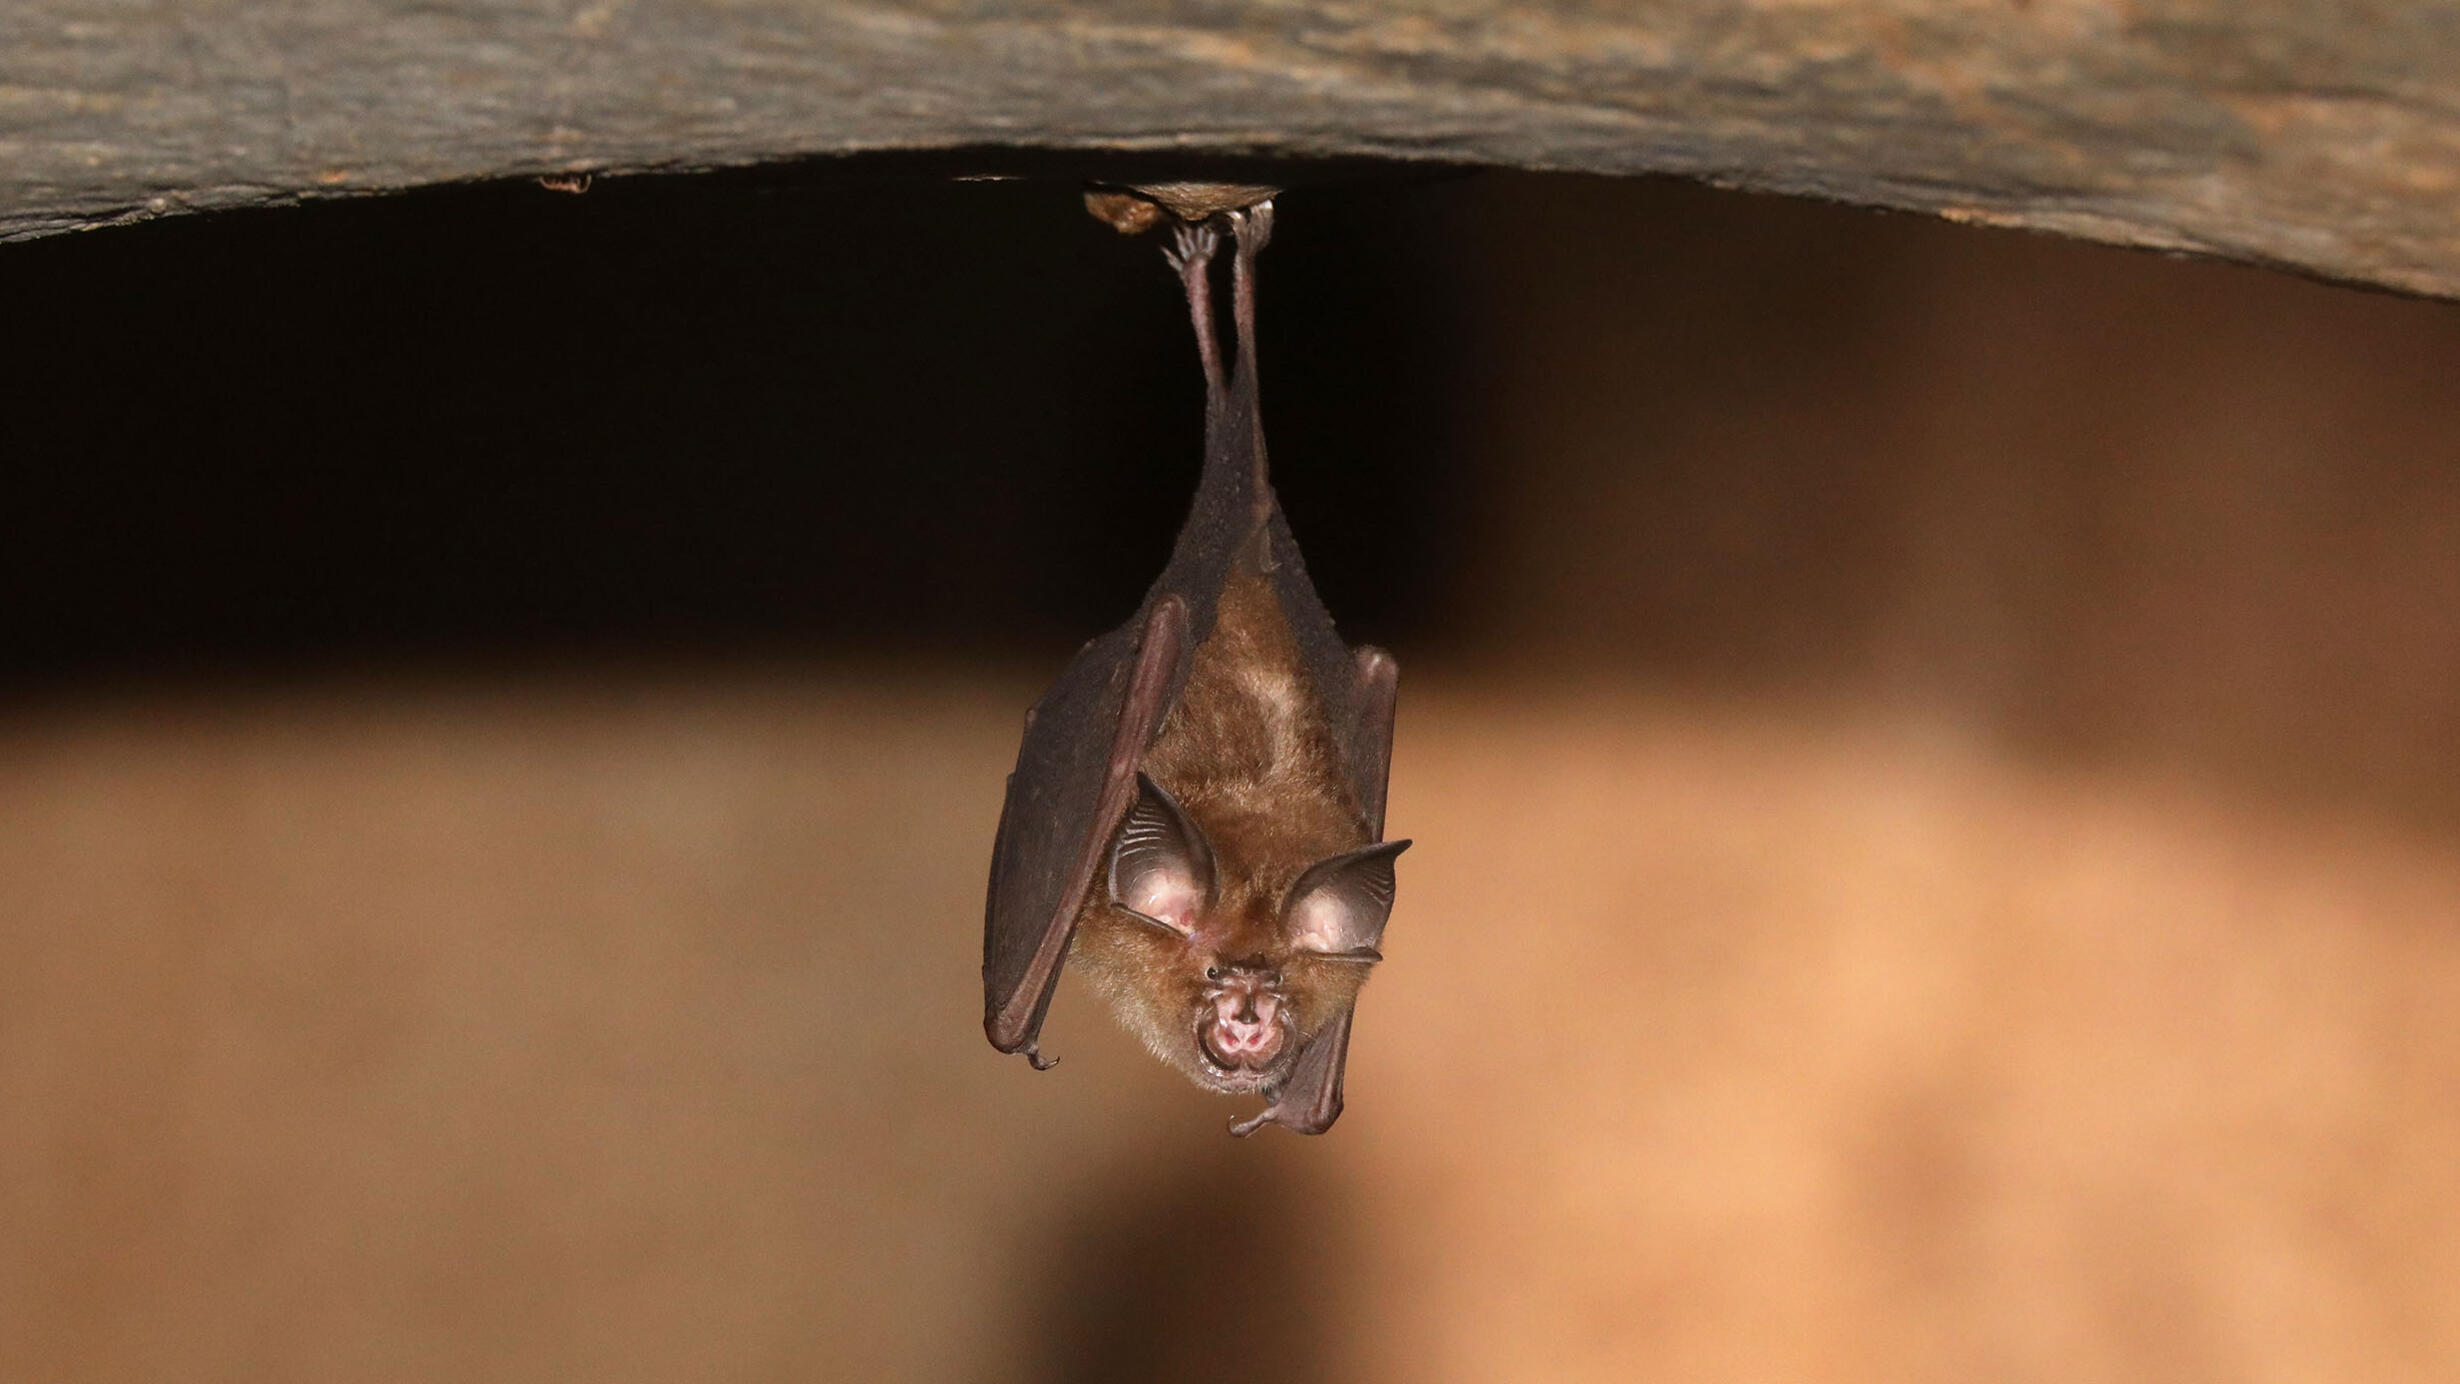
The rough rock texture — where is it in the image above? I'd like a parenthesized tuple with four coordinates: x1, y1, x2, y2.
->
(4, 2, 2458, 293)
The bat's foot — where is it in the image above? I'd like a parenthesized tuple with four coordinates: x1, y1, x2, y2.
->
(1227, 200, 1274, 257)
(1024, 1045, 1059, 1071)
(1166, 223, 1227, 397)
(1163, 222, 1219, 274)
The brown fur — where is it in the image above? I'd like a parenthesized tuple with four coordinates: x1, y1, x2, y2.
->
(1067, 559, 1375, 1089)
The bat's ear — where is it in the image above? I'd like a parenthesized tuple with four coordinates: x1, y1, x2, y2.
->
(1283, 840, 1410, 961)
(1109, 774, 1215, 937)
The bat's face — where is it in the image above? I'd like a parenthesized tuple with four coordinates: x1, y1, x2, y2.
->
(1073, 774, 1404, 1095)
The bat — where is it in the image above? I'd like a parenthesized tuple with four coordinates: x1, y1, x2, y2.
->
(981, 195, 1406, 1136)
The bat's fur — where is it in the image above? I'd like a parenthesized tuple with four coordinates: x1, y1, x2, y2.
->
(1068, 560, 1375, 1093)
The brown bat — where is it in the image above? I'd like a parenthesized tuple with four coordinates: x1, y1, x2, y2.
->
(981, 200, 1405, 1136)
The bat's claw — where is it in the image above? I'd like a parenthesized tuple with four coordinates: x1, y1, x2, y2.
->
(1228, 1084, 1298, 1136)
(1163, 222, 1219, 274)
(1024, 1046, 1059, 1071)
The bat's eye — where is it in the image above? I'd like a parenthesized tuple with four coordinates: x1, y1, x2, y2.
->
(1205, 966, 1221, 981)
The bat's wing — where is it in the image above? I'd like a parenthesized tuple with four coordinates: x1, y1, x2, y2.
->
(1232, 1009, 1353, 1137)
(983, 595, 1190, 1062)
(1346, 646, 1400, 839)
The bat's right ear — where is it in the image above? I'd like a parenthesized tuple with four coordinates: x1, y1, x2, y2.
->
(1283, 840, 1411, 961)
(1109, 774, 1215, 937)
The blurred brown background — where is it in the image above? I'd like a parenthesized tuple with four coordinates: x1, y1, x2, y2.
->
(2, 168, 2456, 1382)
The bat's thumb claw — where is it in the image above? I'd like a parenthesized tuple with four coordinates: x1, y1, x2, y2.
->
(1227, 1108, 1275, 1138)
(1025, 1048, 1060, 1072)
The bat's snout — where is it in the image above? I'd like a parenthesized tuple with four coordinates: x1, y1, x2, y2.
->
(1198, 976, 1286, 1072)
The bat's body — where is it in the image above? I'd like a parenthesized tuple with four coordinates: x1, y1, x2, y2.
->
(981, 203, 1405, 1136)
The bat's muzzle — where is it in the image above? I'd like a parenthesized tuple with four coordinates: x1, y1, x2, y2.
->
(1198, 976, 1286, 1073)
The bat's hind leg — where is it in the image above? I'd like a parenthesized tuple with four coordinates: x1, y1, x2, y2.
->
(1227, 202, 1274, 368)
(1164, 223, 1225, 398)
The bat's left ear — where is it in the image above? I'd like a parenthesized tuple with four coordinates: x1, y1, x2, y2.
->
(1283, 840, 1410, 961)
(1110, 774, 1216, 937)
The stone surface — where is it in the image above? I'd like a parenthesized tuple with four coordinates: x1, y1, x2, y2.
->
(2, 1, 2457, 294)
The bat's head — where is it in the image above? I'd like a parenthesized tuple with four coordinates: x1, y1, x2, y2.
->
(1080, 773, 1406, 1095)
